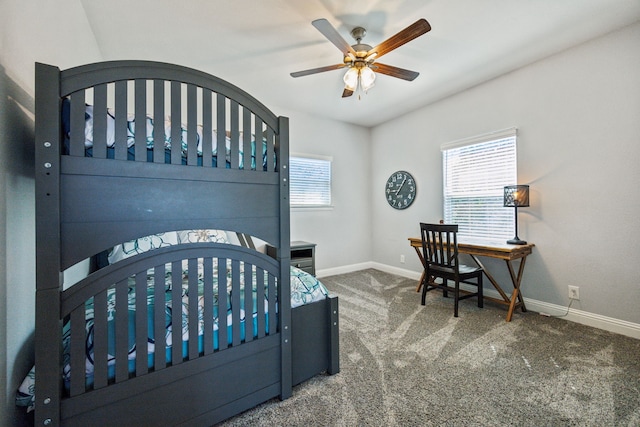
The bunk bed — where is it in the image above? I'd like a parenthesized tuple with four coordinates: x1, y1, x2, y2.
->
(30, 61, 339, 426)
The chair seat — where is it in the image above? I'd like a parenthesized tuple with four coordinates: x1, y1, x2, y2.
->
(459, 264, 482, 275)
(428, 264, 481, 276)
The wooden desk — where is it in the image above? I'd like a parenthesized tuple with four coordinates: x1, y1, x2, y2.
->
(408, 237, 535, 322)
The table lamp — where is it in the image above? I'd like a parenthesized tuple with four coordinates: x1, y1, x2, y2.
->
(503, 185, 529, 245)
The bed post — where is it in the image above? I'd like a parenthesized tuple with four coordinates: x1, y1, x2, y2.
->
(34, 63, 63, 426)
(278, 115, 292, 400)
(328, 297, 340, 375)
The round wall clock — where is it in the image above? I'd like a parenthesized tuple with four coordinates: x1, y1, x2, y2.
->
(385, 170, 416, 210)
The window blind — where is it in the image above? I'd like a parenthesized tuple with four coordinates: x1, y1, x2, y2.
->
(442, 128, 517, 241)
(290, 156, 332, 207)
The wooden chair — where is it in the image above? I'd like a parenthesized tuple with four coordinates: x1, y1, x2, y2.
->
(419, 223, 484, 317)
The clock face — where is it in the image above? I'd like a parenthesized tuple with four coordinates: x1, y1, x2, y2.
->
(385, 170, 416, 210)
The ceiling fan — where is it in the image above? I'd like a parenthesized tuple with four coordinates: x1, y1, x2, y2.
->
(290, 18, 431, 98)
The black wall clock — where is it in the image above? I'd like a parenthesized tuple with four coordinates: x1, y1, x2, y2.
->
(385, 170, 416, 210)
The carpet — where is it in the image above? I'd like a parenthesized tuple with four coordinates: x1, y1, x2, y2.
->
(220, 269, 640, 426)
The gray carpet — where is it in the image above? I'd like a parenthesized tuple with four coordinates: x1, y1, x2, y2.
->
(220, 269, 640, 426)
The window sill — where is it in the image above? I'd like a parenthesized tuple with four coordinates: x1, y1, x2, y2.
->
(291, 205, 334, 212)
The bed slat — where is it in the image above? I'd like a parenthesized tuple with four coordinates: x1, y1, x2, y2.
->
(188, 258, 199, 359)
(231, 259, 241, 346)
(265, 126, 275, 172)
(256, 267, 265, 338)
(255, 118, 264, 170)
(114, 81, 128, 161)
(135, 272, 148, 376)
(203, 257, 214, 354)
(171, 260, 182, 365)
(171, 81, 182, 165)
(216, 93, 226, 169)
(202, 90, 213, 168)
(230, 101, 239, 169)
(69, 91, 85, 157)
(153, 80, 165, 164)
(217, 258, 228, 351)
(244, 263, 253, 343)
(268, 274, 276, 336)
(115, 279, 129, 383)
(154, 264, 167, 371)
(243, 108, 252, 170)
(69, 304, 86, 397)
(187, 85, 198, 166)
(134, 79, 146, 162)
(93, 289, 108, 389)
(93, 84, 108, 159)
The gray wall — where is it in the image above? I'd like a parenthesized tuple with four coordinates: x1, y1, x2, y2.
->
(370, 22, 640, 325)
(278, 108, 372, 270)
(1, 1, 103, 424)
(0, 64, 37, 426)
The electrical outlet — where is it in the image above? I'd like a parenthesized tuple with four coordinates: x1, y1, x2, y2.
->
(568, 285, 580, 300)
(400, 254, 405, 264)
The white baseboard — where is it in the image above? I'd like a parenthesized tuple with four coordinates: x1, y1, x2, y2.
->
(526, 299, 640, 339)
(316, 262, 376, 279)
(318, 262, 640, 340)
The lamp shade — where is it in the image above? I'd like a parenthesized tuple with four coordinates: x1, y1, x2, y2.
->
(360, 67, 376, 91)
(503, 185, 530, 208)
(343, 68, 359, 91)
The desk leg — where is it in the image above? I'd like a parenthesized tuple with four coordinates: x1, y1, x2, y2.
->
(469, 254, 529, 322)
(413, 245, 426, 292)
(468, 255, 510, 303)
(505, 257, 528, 322)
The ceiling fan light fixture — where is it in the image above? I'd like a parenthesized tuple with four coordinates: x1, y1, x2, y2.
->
(343, 67, 359, 91)
(360, 66, 376, 91)
(292, 18, 431, 98)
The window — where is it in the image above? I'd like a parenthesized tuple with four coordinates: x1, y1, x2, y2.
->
(289, 155, 332, 207)
(442, 128, 517, 241)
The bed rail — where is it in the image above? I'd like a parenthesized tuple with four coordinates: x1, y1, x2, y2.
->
(63, 244, 278, 393)
(37, 60, 287, 270)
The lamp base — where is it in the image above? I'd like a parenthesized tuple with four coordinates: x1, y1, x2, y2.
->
(507, 238, 527, 245)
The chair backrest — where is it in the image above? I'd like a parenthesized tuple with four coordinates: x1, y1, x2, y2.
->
(420, 223, 460, 273)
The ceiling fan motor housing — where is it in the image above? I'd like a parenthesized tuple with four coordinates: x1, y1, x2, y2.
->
(348, 26, 373, 61)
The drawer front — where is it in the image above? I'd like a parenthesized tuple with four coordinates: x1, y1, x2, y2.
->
(291, 257, 313, 269)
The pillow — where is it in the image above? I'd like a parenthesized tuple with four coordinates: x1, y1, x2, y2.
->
(108, 232, 180, 264)
(290, 266, 329, 308)
(178, 229, 229, 244)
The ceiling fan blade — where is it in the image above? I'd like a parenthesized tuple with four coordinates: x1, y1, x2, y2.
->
(312, 18, 357, 57)
(372, 63, 420, 81)
(342, 88, 354, 98)
(290, 63, 347, 78)
(367, 19, 431, 59)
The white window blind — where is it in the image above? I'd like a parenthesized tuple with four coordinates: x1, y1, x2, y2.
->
(442, 128, 517, 241)
(290, 155, 332, 207)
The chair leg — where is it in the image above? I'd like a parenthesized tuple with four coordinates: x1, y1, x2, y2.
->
(442, 279, 448, 298)
(421, 274, 428, 305)
(454, 281, 459, 317)
(477, 275, 484, 308)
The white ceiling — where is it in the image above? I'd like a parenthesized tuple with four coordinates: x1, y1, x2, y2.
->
(79, 0, 640, 127)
